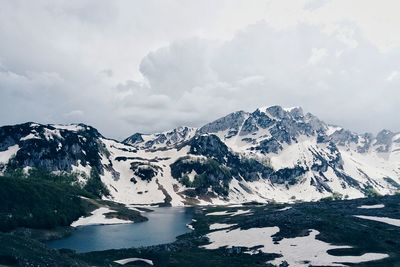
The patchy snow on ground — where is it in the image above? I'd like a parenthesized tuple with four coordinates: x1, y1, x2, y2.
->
(276, 207, 292, 211)
(206, 211, 232, 216)
(71, 207, 132, 227)
(114, 257, 154, 265)
(354, 215, 400, 227)
(186, 223, 194, 230)
(230, 209, 252, 216)
(358, 204, 385, 209)
(206, 209, 252, 217)
(201, 226, 279, 251)
(227, 204, 244, 208)
(201, 227, 388, 266)
(209, 223, 237, 230)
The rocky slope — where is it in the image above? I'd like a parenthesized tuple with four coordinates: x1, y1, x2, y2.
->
(1, 106, 399, 205)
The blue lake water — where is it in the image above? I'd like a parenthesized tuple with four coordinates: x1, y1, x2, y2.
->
(46, 207, 193, 252)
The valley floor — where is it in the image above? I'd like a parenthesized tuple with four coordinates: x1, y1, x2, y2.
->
(1, 195, 400, 267)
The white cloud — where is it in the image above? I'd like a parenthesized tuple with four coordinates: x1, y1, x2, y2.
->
(64, 110, 84, 118)
(308, 48, 329, 65)
(386, 71, 399, 82)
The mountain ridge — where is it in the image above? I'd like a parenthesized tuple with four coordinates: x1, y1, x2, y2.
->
(1, 105, 399, 206)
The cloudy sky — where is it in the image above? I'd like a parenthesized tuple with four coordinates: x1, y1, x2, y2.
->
(1, 0, 400, 139)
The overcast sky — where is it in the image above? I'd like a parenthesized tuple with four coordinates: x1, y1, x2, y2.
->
(1, 0, 400, 139)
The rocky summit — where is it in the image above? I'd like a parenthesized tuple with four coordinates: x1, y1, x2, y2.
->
(1, 106, 399, 205)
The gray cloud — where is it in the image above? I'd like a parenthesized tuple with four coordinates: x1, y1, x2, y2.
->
(0, 1, 399, 140)
(117, 22, 400, 135)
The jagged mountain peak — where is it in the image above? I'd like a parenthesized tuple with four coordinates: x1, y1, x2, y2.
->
(198, 110, 249, 136)
(256, 105, 304, 118)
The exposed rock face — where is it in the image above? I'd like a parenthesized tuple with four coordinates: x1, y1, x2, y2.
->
(123, 133, 144, 145)
(131, 162, 160, 182)
(1, 105, 399, 205)
(0, 123, 105, 174)
(375, 130, 395, 153)
(199, 111, 248, 137)
(257, 138, 282, 154)
(329, 129, 360, 146)
(189, 135, 231, 163)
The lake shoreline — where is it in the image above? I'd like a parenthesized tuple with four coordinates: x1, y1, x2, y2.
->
(46, 207, 194, 253)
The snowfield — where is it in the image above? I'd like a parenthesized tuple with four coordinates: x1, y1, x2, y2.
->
(354, 215, 400, 227)
(201, 227, 389, 266)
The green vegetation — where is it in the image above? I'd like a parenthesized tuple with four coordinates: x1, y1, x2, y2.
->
(99, 200, 148, 223)
(83, 168, 110, 198)
(0, 232, 88, 266)
(0, 167, 112, 231)
(4, 167, 78, 185)
(0, 167, 148, 233)
(172, 158, 232, 196)
(320, 191, 343, 201)
(363, 186, 381, 197)
(0, 176, 88, 231)
(5, 167, 110, 199)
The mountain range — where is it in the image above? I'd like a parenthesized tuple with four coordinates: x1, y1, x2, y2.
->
(0, 105, 399, 205)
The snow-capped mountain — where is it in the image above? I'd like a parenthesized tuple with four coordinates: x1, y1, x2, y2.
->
(0, 106, 399, 206)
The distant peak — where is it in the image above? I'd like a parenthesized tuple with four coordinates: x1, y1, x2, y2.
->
(257, 105, 302, 112)
(377, 129, 394, 136)
(50, 123, 94, 132)
(283, 106, 302, 112)
(256, 105, 304, 118)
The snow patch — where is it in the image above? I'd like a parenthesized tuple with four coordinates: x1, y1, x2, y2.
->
(0, 145, 20, 163)
(276, 207, 291, 211)
(206, 211, 231, 216)
(71, 207, 132, 227)
(186, 223, 194, 230)
(20, 133, 40, 141)
(230, 209, 252, 216)
(358, 204, 385, 209)
(206, 209, 252, 217)
(354, 215, 400, 227)
(114, 258, 154, 265)
(52, 124, 85, 132)
(209, 223, 237, 230)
